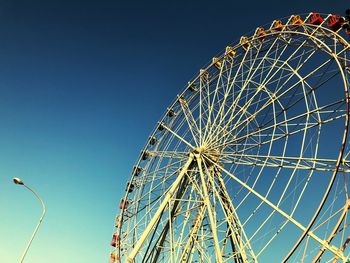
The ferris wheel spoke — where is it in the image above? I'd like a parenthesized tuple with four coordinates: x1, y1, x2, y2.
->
(256, 219, 291, 257)
(177, 96, 201, 147)
(207, 49, 266, 145)
(210, 81, 283, 148)
(209, 90, 268, 148)
(132, 167, 189, 200)
(220, 154, 347, 172)
(225, 100, 280, 214)
(161, 123, 196, 150)
(232, 102, 343, 151)
(238, 62, 344, 144)
(147, 150, 188, 159)
(202, 59, 227, 143)
(312, 200, 350, 262)
(220, 85, 277, 148)
(244, 169, 313, 253)
(230, 112, 345, 157)
(210, 34, 303, 142)
(199, 69, 211, 144)
(215, 38, 339, 148)
(212, 98, 346, 151)
(206, 49, 253, 145)
(216, 39, 269, 122)
(205, 61, 244, 145)
(140, 158, 186, 178)
(220, 103, 259, 146)
(239, 32, 289, 93)
(207, 64, 236, 138)
(215, 54, 333, 148)
(205, 158, 348, 261)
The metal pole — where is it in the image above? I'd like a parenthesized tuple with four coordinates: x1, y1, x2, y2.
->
(14, 179, 46, 263)
(196, 155, 223, 263)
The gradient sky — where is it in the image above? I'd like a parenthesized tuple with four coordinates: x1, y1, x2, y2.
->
(0, 1, 348, 262)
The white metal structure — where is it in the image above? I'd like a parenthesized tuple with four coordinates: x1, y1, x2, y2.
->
(13, 177, 46, 263)
(110, 12, 350, 262)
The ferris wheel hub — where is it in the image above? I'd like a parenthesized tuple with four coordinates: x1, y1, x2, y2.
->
(192, 146, 221, 168)
(193, 145, 207, 154)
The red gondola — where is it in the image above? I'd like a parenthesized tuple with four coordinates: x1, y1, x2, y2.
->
(119, 199, 129, 209)
(327, 15, 344, 31)
(110, 234, 120, 247)
(309, 13, 324, 25)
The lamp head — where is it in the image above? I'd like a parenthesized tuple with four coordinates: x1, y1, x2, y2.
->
(13, 177, 24, 185)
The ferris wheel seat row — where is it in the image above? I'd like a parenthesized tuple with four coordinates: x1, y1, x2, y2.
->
(233, 13, 350, 57)
(241, 12, 350, 47)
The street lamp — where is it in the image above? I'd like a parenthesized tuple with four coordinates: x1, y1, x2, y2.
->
(13, 177, 46, 263)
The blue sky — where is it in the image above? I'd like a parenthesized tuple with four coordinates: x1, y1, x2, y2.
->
(0, 1, 348, 262)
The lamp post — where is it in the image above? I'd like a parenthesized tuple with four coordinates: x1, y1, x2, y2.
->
(13, 177, 46, 263)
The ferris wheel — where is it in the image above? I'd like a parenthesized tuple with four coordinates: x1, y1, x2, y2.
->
(110, 11, 350, 262)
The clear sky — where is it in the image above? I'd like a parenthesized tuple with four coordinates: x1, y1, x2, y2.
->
(0, 1, 348, 262)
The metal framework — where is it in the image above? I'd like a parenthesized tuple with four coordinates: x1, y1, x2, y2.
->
(110, 12, 350, 262)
